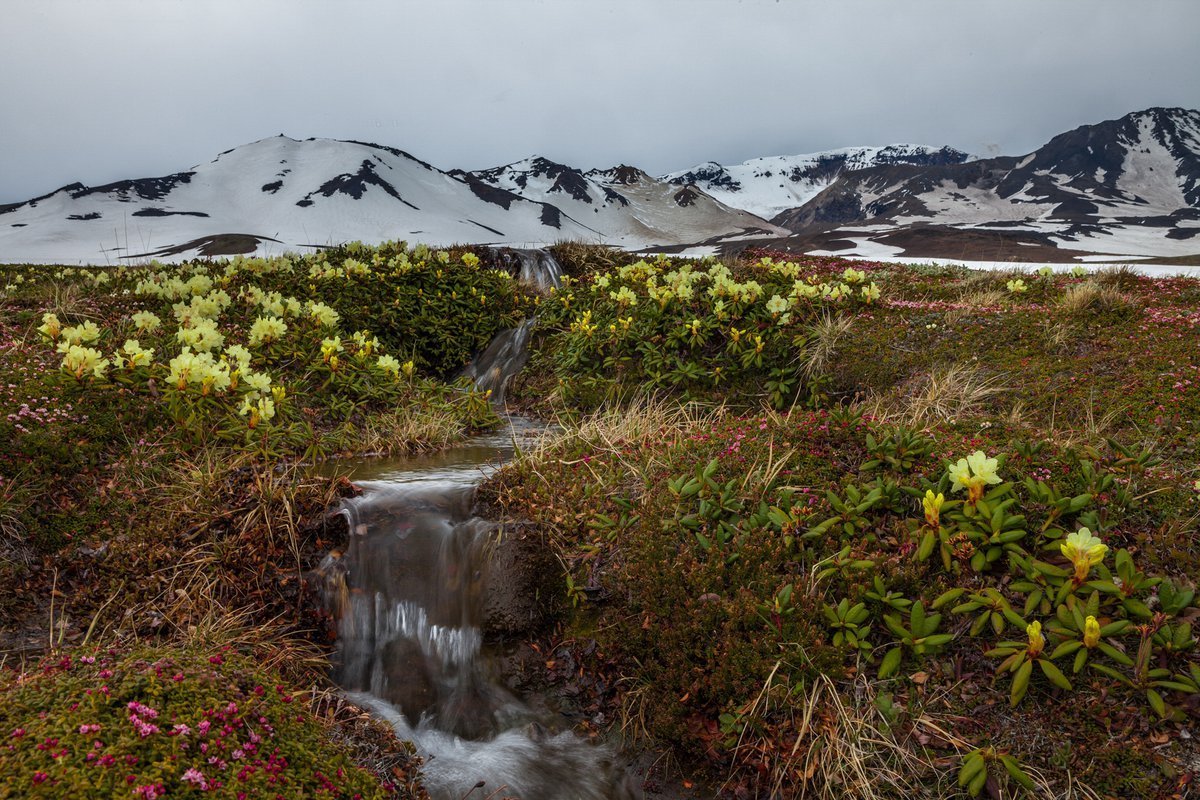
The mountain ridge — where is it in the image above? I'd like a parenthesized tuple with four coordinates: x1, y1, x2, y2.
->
(1, 108, 1197, 264)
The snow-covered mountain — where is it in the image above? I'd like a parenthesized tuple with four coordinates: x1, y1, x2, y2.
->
(662, 145, 972, 220)
(1, 108, 1197, 264)
(0, 136, 598, 264)
(464, 158, 788, 248)
(769, 108, 1200, 259)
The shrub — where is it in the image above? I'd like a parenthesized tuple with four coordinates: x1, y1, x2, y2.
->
(0, 647, 390, 799)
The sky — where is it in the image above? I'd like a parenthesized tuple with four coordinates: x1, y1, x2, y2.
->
(2, 0, 1198, 204)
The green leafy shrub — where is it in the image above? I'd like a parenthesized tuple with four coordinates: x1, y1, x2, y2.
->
(0, 647, 388, 799)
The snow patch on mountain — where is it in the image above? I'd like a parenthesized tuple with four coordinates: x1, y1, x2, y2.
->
(662, 144, 973, 219)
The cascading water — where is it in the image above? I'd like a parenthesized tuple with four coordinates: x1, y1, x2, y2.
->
(489, 247, 565, 293)
(317, 423, 638, 799)
(459, 248, 563, 405)
(317, 250, 641, 799)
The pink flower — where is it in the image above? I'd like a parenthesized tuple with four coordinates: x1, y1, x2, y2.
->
(79, 723, 102, 734)
(181, 768, 209, 789)
(32, 772, 49, 785)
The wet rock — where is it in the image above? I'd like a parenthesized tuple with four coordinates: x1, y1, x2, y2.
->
(379, 637, 437, 722)
(482, 523, 562, 637)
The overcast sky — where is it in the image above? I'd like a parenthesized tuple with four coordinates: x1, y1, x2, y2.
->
(2, 0, 1197, 203)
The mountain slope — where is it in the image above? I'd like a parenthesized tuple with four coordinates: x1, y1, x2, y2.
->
(662, 145, 972, 219)
(771, 107, 1200, 258)
(464, 157, 789, 247)
(0, 137, 595, 263)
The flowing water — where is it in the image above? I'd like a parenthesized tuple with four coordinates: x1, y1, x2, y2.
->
(316, 250, 642, 799)
(316, 419, 639, 799)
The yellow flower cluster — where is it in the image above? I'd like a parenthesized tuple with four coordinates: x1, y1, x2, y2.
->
(923, 490, 944, 528)
(176, 318, 225, 353)
(37, 313, 62, 340)
(114, 339, 154, 369)
(238, 395, 276, 429)
(947, 451, 1002, 505)
(168, 348, 231, 395)
(248, 316, 288, 346)
(131, 311, 162, 333)
(1061, 527, 1107, 584)
(307, 301, 340, 328)
(58, 320, 102, 348)
(61, 345, 109, 380)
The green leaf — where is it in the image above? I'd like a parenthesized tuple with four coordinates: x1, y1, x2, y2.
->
(1147, 688, 1167, 718)
(1096, 641, 1134, 666)
(1049, 640, 1083, 660)
(958, 752, 986, 788)
(1039, 658, 1073, 690)
(1011, 659, 1033, 706)
(931, 588, 964, 609)
(1000, 755, 1037, 790)
(968, 766, 988, 797)
(879, 647, 903, 678)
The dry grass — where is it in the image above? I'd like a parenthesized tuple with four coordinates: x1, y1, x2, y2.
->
(723, 670, 940, 800)
(1055, 280, 1135, 317)
(1091, 264, 1143, 291)
(44, 281, 100, 322)
(800, 312, 855, 381)
(357, 407, 464, 456)
(549, 239, 624, 275)
(722, 670, 1102, 799)
(863, 364, 1007, 428)
(530, 394, 725, 465)
(1045, 389, 1128, 450)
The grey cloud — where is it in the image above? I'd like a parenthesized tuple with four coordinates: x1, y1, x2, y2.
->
(1, 0, 1197, 203)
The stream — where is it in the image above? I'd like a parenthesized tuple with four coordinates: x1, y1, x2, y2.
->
(314, 249, 647, 799)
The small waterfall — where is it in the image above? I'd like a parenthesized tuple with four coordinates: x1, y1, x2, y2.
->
(315, 425, 640, 800)
(489, 247, 564, 293)
(459, 319, 535, 405)
(461, 247, 563, 403)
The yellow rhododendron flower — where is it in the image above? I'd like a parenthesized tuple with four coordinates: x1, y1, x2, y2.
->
(923, 490, 944, 529)
(224, 344, 252, 371)
(38, 313, 62, 340)
(131, 311, 161, 333)
(1006, 278, 1027, 293)
(176, 318, 224, 352)
(401, 360, 415, 378)
(61, 345, 109, 380)
(947, 451, 1002, 505)
(239, 396, 275, 429)
(242, 371, 272, 396)
(376, 354, 401, 378)
(307, 301, 340, 328)
(60, 320, 102, 346)
(248, 315, 287, 346)
(461, 252, 480, 268)
(1026, 620, 1045, 657)
(765, 294, 790, 317)
(842, 267, 867, 284)
(1083, 615, 1101, 648)
(116, 339, 154, 369)
(860, 282, 881, 303)
(320, 337, 344, 363)
(1061, 527, 1107, 584)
